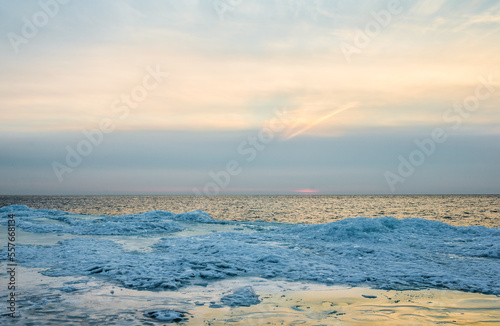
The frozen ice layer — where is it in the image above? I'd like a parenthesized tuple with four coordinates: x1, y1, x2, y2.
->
(0, 205, 225, 236)
(1, 206, 499, 296)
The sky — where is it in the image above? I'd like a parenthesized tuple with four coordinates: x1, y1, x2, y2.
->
(0, 0, 499, 195)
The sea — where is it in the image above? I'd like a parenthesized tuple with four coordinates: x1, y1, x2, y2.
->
(0, 195, 499, 325)
(1, 195, 499, 226)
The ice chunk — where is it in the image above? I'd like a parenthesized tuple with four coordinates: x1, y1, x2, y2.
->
(3, 206, 499, 296)
(143, 309, 191, 322)
(220, 287, 261, 307)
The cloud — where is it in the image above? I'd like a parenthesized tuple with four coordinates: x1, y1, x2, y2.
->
(1, 0, 500, 194)
(0, 129, 499, 194)
(411, 0, 448, 15)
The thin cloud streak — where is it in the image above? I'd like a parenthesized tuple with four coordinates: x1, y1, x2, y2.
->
(283, 102, 359, 140)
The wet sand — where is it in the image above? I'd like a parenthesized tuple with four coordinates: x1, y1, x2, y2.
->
(1, 266, 499, 325)
(194, 287, 500, 325)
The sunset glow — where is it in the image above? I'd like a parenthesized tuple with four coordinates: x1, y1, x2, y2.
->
(1, 0, 499, 195)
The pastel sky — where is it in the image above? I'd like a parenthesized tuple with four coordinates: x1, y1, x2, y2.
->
(0, 0, 499, 195)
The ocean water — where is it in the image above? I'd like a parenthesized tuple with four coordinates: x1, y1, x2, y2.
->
(0, 195, 499, 325)
(1, 195, 499, 226)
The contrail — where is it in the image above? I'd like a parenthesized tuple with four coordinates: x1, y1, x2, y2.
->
(284, 102, 358, 140)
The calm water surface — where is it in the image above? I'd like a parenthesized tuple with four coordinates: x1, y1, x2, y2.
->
(0, 195, 498, 227)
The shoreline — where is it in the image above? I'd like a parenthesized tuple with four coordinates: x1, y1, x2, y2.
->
(1, 267, 499, 325)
